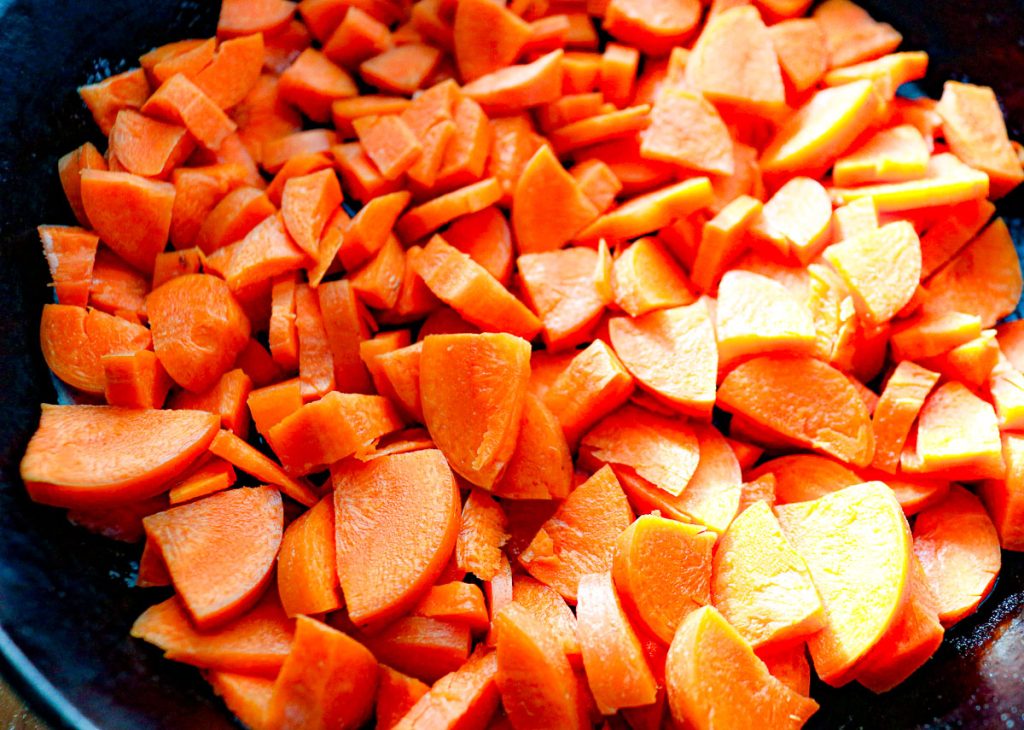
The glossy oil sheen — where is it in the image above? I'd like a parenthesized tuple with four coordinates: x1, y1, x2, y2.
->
(0, 1, 1021, 728)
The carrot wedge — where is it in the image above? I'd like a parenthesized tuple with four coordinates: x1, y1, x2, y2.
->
(208, 429, 318, 507)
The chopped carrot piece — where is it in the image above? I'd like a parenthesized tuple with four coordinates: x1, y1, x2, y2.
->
(455, 489, 509, 582)
(513, 145, 600, 254)
(830, 153, 990, 213)
(196, 34, 266, 109)
(195, 186, 275, 255)
(295, 281, 336, 399)
(493, 393, 573, 501)
(38, 226, 99, 308)
(79, 68, 151, 136)
(397, 178, 503, 241)
(640, 88, 733, 175)
(143, 74, 238, 151)
(392, 647, 499, 725)
(281, 168, 343, 258)
(599, 43, 638, 108)
(361, 615, 472, 684)
(461, 50, 564, 114)
(813, 0, 902, 69)
(570, 159, 622, 213)
(980, 433, 1024, 552)
(518, 247, 605, 350)
(361, 44, 443, 95)
(603, 0, 700, 55)
(169, 368, 253, 436)
(108, 109, 194, 179)
(769, 18, 827, 93)
(453, 0, 532, 81)
(208, 429, 318, 507)
(833, 125, 929, 187)
(549, 104, 652, 155)
(167, 456, 237, 505)
(277, 496, 342, 617)
(323, 6, 393, 68)
(577, 178, 713, 241)
(871, 362, 940, 474)
(919, 198, 995, 279)
(376, 666, 429, 730)
(414, 582, 490, 631)
(748, 453, 860, 505)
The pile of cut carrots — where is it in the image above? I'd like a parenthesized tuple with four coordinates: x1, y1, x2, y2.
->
(19, 0, 1024, 726)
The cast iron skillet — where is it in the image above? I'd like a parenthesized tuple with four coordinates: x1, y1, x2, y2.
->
(0, 1, 1021, 728)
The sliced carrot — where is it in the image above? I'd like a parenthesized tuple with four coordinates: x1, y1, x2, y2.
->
(80, 170, 175, 273)
(21, 405, 218, 509)
(167, 456, 237, 505)
(414, 582, 490, 631)
(738, 472, 777, 513)
(420, 332, 530, 488)
(665, 606, 819, 729)
(143, 74, 238, 152)
(294, 281, 336, 399)
(612, 515, 714, 643)
(108, 109, 194, 179)
(831, 196, 878, 242)
(280, 169, 342, 259)
(576, 178, 713, 242)
(143, 486, 283, 629)
(277, 496, 342, 617)
(333, 449, 460, 626)
(247, 378, 303, 438)
(38, 226, 99, 308)
(218, 0, 296, 38)
(196, 34, 266, 109)
(411, 235, 542, 339)
(361, 44, 443, 95)
(913, 485, 1001, 626)
(79, 67, 151, 136)
(813, 0, 902, 69)
(520, 466, 633, 602)
(376, 666, 430, 730)
(455, 489, 509, 582)
(576, 571, 657, 713)
(980, 433, 1024, 552)
(919, 198, 995, 280)
(392, 648, 499, 726)
(196, 186, 275, 255)
(266, 615, 379, 729)
(492, 393, 573, 501)
(690, 194, 762, 292)
(207, 672, 274, 730)
(232, 74, 304, 166)
(549, 104, 652, 155)
(756, 642, 812, 697)
(570, 159, 622, 214)
(513, 145, 600, 254)
(208, 429, 317, 507)
(170, 368, 253, 436)
(517, 247, 605, 350)
(718, 355, 874, 467)
(603, 0, 700, 55)
(608, 300, 717, 418)
(640, 88, 732, 175)
(102, 350, 173, 410)
(769, 18, 827, 93)
(453, 0, 531, 81)
(612, 235, 697, 315)
(461, 50, 564, 114)
(131, 591, 293, 676)
(870, 361, 940, 474)
(599, 43, 638, 108)
(750, 177, 832, 264)
(323, 6, 393, 68)
(57, 142, 108, 228)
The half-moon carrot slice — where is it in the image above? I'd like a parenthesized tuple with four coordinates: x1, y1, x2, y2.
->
(461, 50, 564, 114)
(376, 666, 429, 730)
(277, 495, 342, 617)
(510, 575, 581, 665)
(513, 144, 600, 255)
(776, 482, 912, 686)
(40, 304, 151, 394)
(361, 616, 473, 685)
(711, 501, 825, 649)
(492, 393, 574, 501)
(420, 333, 531, 489)
(520, 466, 634, 602)
(612, 515, 715, 644)
(131, 591, 294, 676)
(392, 648, 500, 729)
(718, 355, 874, 467)
(749, 454, 861, 505)
(665, 606, 819, 730)
(148, 273, 252, 392)
(143, 485, 284, 629)
(21, 405, 218, 509)
(576, 571, 657, 714)
(207, 671, 274, 730)
(456, 489, 510, 582)
(870, 361, 940, 474)
(333, 450, 460, 627)
(912, 485, 1001, 627)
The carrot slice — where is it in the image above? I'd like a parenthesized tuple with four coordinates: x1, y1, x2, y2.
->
(143, 74, 238, 151)
(453, 0, 531, 82)
(266, 615, 379, 729)
(79, 67, 151, 136)
(639, 88, 733, 175)
(495, 603, 584, 730)
(392, 648, 500, 727)
(576, 178, 713, 241)
(776, 482, 911, 686)
(603, 0, 699, 55)
(218, 0, 296, 39)
(750, 176, 833, 264)
(749, 454, 860, 505)
(813, 0, 902, 68)
(913, 485, 1001, 626)
(599, 43, 638, 108)
(712, 501, 825, 649)
(518, 247, 605, 350)
(21, 405, 218, 509)
(980, 433, 1024, 552)
(512, 145, 600, 254)
(196, 34, 266, 109)
(665, 606, 819, 730)
(208, 429, 318, 507)
(281, 168, 343, 258)
(612, 515, 714, 644)
(608, 300, 717, 418)
(510, 575, 581, 664)
(277, 496, 341, 616)
(376, 666, 430, 730)
(333, 450, 460, 626)
(108, 109, 193, 179)
(412, 236, 542, 339)
(461, 50, 564, 114)
(39, 304, 151, 394)
(167, 456, 237, 505)
(571, 159, 622, 213)
(397, 178, 503, 241)
(169, 368, 253, 436)
(80, 170, 176, 273)
(323, 7, 392, 68)
(690, 194, 763, 292)
(143, 486, 283, 629)
(769, 18, 827, 93)
(455, 489, 510, 582)
(420, 332, 531, 489)
(103, 350, 174, 410)
(361, 44, 443, 95)
(833, 124, 929, 187)
(871, 362, 940, 474)
(718, 355, 874, 467)
(520, 466, 634, 602)
(317, 278, 374, 392)
(576, 571, 657, 713)
(58, 142, 108, 228)
(364, 616, 473, 685)
(131, 591, 293, 676)
(413, 582, 489, 631)
(611, 237, 697, 317)
(493, 393, 574, 501)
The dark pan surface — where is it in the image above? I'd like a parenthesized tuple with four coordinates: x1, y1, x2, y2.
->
(0, 1, 1021, 728)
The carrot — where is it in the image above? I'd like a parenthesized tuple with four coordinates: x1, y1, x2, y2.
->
(549, 105, 652, 155)
(170, 164, 248, 248)
(509, 575, 581, 665)
(293, 281, 336, 399)
(148, 274, 251, 392)
(208, 429, 317, 507)
(718, 355, 874, 467)
(570, 159, 622, 213)
(333, 450, 460, 626)
(738, 472, 777, 513)
(143, 486, 283, 629)
(102, 350, 173, 410)
(608, 300, 717, 418)
(247, 378, 303, 438)
(195, 186, 275, 255)
(576, 571, 656, 713)
(361, 44, 443, 95)
(277, 496, 342, 617)
(561, 51, 602, 94)
(80, 170, 176, 273)
(279, 169, 342, 260)
(377, 667, 430, 730)
(603, 0, 700, 56)
(58, 142, 108, 228)
(715, 270, 816, 369)
(323, 7, 393, 68)
(813, 0, 901, 69)
(520, 466, 633, 602)
(143, 74, 238, 153)
(918, 198, 995, 280)
(980, 433, 1024, 552)
(232, 74, 304, 165)
(420, 333, 531, 488)
(218, 0, 296, 38)
(494, 603, 584, 729)
(453, 0, 532, 81)
(833, 125, 929, 188)
(665, 606, 819, 730)
(411, 236, 542, 339)
(612, 515, 714, 644)
(131, 591, 293, 676)
(266, 615, 379, 729)
(207, 672, 274, 730)
(333, 97, 411, 137)
(641, 88, 734, 177)
(776, 482, 911, 686)
(513, 145, 600, 254)
(169, 368, 253, 436)
(870, 361, 940, 474)
(392, 648, 499, 727)
(108, 109, 193, 179)
(748, 454, 858, 505)
(433, 97, 491, 193)
(410, 581, 488, 630)
(262, 129, 338, 174)
(689, 194, 763, 292)
(398, 178, 502, 240)
(461, 50, 564, 114)
(768, 18, 827, 93)
(913, 485, 1001, 626)
(922, 218, 1022, 330)
(38, 226, 99, 308)
(79, 67, 151, 136)
(20, 405, 218, 509)
(491, 393, 573, 501)
(599, 43, 638, 108)
(831, 196, 878, 242)
(905, 381, 1005, 481)
(576, 178, 713, 241)
(455, 490, 509, 582)
(167, 457, 237, 504)
(267, 391, 403, 474)
(518, 247, 605, 350)
(521, 15, 571, 57)
(153, 247, 203, 289)
(537, 93, 604, 133)
(750, 177, 832, 264)
(712, 501, 824, 649)
(279, 47, 360, 124)
(443, 206, 514, 285)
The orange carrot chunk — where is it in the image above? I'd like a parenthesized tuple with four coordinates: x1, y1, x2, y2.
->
(393, 648, 500, 728)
